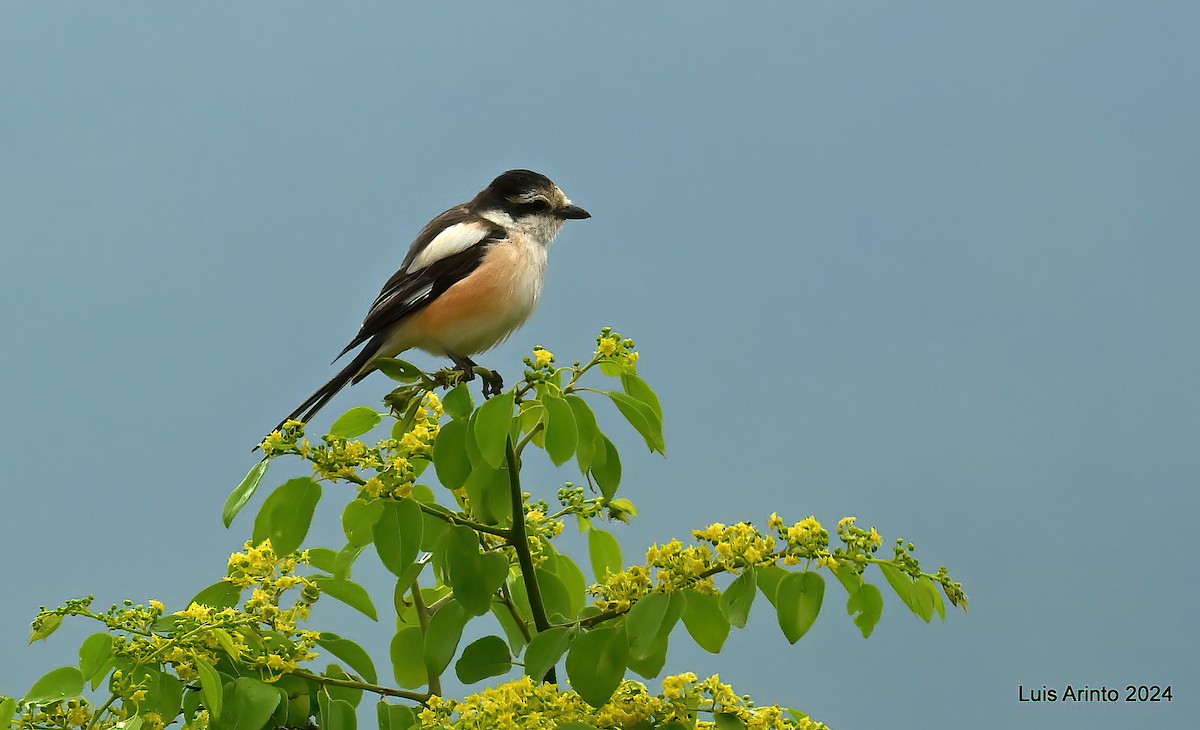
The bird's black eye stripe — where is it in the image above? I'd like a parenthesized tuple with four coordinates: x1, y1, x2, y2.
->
(511, 199, 552, 215)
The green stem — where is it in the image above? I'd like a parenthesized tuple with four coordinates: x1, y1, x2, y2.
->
(409, 581, 441, 696)
(499, 582, 533, 644)
(414, 501, 511, 540)
(84, 693, 118, 730)
(290, 669, 429, 703)
(505, 436, 556, 684)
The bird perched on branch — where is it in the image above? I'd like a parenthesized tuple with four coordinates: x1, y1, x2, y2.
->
(270, 169, 590, 434)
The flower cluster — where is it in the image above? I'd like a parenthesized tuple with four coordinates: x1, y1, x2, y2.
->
(833, 516, 884, 564)
(10, 698, 96, 730)
(415, 674, 823, 730)
(556, 484, 606, 521)
(693, 522, 779, 572)
(594, 327, 640, 372)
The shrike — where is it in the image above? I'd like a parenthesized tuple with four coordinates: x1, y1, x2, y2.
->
(272, 169, 589, 433)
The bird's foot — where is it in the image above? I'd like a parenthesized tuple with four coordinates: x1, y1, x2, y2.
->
(478, 368, 504, 399)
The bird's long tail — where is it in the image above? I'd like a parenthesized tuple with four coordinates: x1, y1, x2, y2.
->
(268, 341, 380, 437)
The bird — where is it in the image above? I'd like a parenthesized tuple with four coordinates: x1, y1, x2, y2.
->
(269, 169, 590, 436)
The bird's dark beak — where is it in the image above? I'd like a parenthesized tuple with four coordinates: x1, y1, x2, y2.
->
(559, 204, 591, 220)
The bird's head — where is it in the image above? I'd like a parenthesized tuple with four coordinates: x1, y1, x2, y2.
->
(473, 169, 590, 244)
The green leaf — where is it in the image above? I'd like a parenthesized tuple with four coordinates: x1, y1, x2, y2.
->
(252, 477, 322, 556)
(565, 395, 599, 474)
(374, 498, 424, 577)
(591, 436, 622, 499)
(306, 548, 339, 574)
(720, 569, 758, 628)
(317, 692, 356, 730)
(565, 625, 629, 708)
(29, 614, 62, 643)
(78, 633, 113, 684)
(534, 567, 575, 621)
(832, 562, 864, 595)
(455, 635, 512, 684)
(446, 526, 508, 615)
(193, 657, 223, 720)
(433, 419, 472, 490)
(624, 593, 674, 661)
(319, 664, 363, 709)
(545, 548, 588, 617)
(776, 572, 825, 644)
(316, 633, 378, 684)
(491, 603, 529, 654)
(620, 372, 663, 420)
(523, 627, 571, 682)
(342, 499, 383, 548)
(329, 406, 383, 438)
(847, 583, 884, 638)
(372, 358, 425, 383)
(223, 677, 280, 730)
(423, 600, 469, 677)
(224, 459, 269, 528)
(714, 713, 748, 730)
(442, 383, 474, 420)
(377, 702, 416, 730)
(556, 725, 599, 730)
(377, 702, 417, 730)
(681, 589, 730, 653)
(756, 564, 787, 608)
(389, 627, 428, 689)
(918, 575, 947, 621)
(587, 528, 623, 582)
(606, 391, 665, 453)
(878, 562, 920, 618)
(190, 580, 242, 610)
(473, 392, 515, 468)
(25, 666, 84, 704)
(542, 394, 578, 466)
(313, 577, 377, 620)
(1, 698, 17, 730)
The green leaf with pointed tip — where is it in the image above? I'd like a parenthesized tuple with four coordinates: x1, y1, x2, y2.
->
(374, 498, 424, 578)
(832, 562, 864, 595)
(606, 392, 665, 453)
(455, 635, 512, 684)
(542, 394, 578, 466)
(523, 626, 571, 682)
(565, 395, 599, 474)
(423, 600, 469, 677)
(445, 526, 509, 615)
(433, 419, 472, 490)
(847, 582, 884, 638)
(544, 548, 588, 617)
(878, 562, 920, 618)
(342, 499, 383, 548)
(78, 633, 113, 684)
(625, 593, 674, 661)
(776, 572, 824, 644)
(373, 358, 425, 383)
(252, 477, 321, 555)
(756, 564, 787, 609)
(193, 657, 223, 720)
(565, 625, 628, 708)
(535, 567, 575, 621)
(29, 614, 62, 644)
(224, 459, 269, 528)
(620, 372, 662, 420)
(720, 569, 758, 628)
(390, 627, 427, 689)
(313, 577, 377, 620)
(25, 666, 84, 704)
(591, 436, 621, 499)
(587, 528, 623, 582)
(330, 406, 383, 438)
(491, 603, 529, 654)
(681, 589, 730, 653)
(442, 383, 474, 420)
(473, 392, 515, 468)
(316, 633, 378, 684)
(919, 575, 946, 621)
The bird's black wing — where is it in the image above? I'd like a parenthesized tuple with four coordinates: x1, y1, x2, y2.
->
(333, 212, 507, 360)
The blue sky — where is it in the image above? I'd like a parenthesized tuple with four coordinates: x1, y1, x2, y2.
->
(2, 3, 1197, 729)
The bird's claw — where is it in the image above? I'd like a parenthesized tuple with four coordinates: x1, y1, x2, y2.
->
(479, 368, 504, 399)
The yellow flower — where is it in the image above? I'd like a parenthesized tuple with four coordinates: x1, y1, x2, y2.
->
(149, 600, 165, 612)
(597, 338, 617, 356)
(533, 347, 555, 368)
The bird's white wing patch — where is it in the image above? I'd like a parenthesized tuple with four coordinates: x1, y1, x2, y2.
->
(406, 222, 493, 273)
